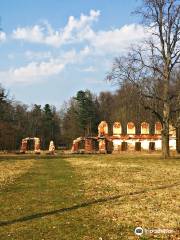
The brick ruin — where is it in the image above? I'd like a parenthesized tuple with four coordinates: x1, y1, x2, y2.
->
(20, 138, 55, 154)
(20, 137, 41, 154)
(49, 140, 55, 155)
(71, 121, 178, 154)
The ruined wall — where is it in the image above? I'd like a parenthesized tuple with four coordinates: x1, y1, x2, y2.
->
(113, 122, 122, 135)
(141, 122, 149, 134)
(98, 121, 108, 137)
(34, 138, 41, 153)
(155, 122, 162, 134)
(112, 121, 176, 152)
(127, 122, 136, 134)
(20, 137, 41, 154)
(20, 139, 28, 153)
(71, 121, 177, 153)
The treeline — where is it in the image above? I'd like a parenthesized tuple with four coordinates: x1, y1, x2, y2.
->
(60, 71, 180, 147)
(0, 78, 178, 151)
(61, 85, 156, 147)
(0, 85, 61, 151)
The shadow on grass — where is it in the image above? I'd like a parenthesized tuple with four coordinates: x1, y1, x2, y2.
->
(1, 181, 180, 227)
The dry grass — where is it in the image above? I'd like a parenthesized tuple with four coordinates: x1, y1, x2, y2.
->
(0, 159, 35, 189)
(0, 154, 179, 239)
(67, 154, 180, 239)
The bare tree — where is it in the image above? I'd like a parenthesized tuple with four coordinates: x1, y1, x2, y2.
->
(108, 0, 180, 158)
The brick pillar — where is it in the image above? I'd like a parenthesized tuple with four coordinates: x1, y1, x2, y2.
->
(71, 141, 79, 152)
(20, 139, 27, 153)
(49, 140, 55, 154)
(99, 139, 106, 153)
(85, 139, 93, 153)
(34, 138, 41, 154)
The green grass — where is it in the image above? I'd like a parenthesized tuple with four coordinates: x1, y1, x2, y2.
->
(0, 154, 180, 239)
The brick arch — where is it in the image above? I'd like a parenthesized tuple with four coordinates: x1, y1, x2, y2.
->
(20, 137, 40, 153)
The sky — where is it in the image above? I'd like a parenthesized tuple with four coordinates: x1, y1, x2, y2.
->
(0, 0, 147, 107)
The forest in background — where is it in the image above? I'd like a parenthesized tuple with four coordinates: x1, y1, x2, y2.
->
(0, 72, 179, 151)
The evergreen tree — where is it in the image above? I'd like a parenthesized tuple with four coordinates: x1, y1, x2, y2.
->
(75, 90, 100, 136)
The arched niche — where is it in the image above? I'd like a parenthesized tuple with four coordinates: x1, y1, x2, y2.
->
(155, 122, 162, 134)
(113, 122, 122, 135)
(98, 121, 108, 136)
(141, 122, 149, 134)
(127, 122, 136, 134)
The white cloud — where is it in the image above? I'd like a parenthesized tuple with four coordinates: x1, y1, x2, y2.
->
(12, 9, 100, 47)
(62, 49, 77, 64)
(82, 66, 96, 72)
(25, 50, 52, 60)
(12, 9, 148, 55)
(0, 49, 81, 84)
(0, 59, 65, 84)
(0, 31, 6, 42)
(7, 10, 152, 86)
(79, 46, 91, 56)
(88, 24, 148, 55)
(13, 60, 64, 79)
(13, 25, 44, 43)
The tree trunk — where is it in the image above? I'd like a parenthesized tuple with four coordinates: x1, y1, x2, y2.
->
(162, 122, 170, 158)
(162, 67, 170, 159)
(176, 127, 180, 153)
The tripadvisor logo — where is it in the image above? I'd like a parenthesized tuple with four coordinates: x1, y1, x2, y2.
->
(134, 227, 144, 236)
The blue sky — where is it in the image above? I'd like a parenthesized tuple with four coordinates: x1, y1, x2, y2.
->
(0, 0, 146, 107)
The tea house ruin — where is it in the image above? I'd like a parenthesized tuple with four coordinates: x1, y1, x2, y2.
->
(71, 121, 178, 154)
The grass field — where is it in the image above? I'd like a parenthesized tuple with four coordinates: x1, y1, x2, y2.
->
(0, 153, 180, 240)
